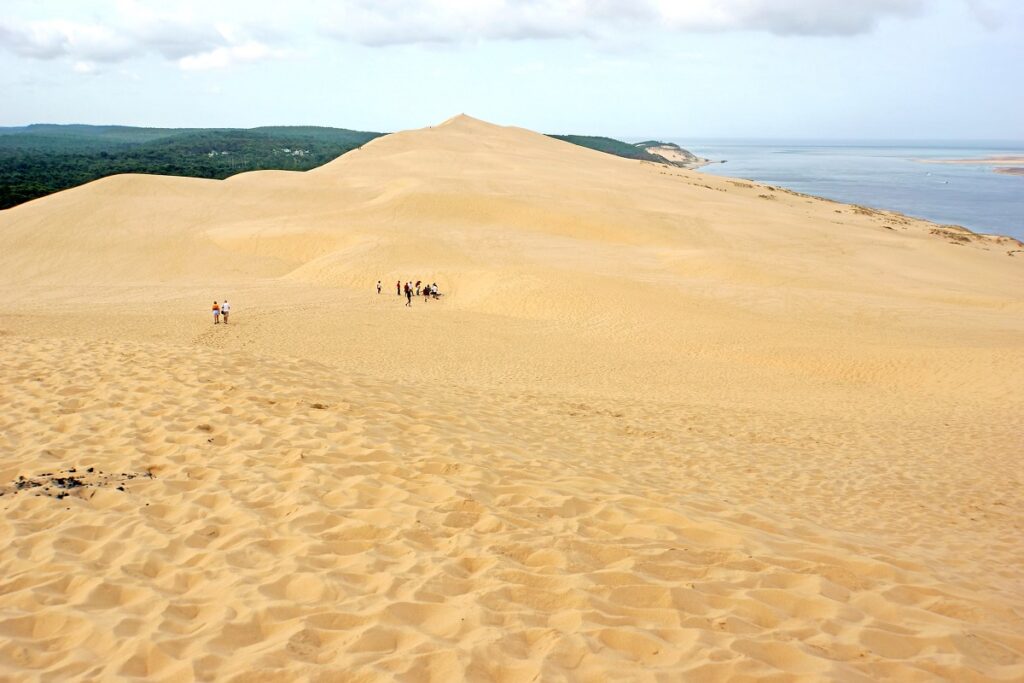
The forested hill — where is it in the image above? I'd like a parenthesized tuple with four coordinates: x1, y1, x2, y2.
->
(0, 125, 385, 209)
(546, 135, 667, 163)
(0, 125, 696, 209)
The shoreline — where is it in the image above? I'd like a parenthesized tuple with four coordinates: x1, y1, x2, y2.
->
(676, 158, 718, 171)
(689, 166, 1021, 242)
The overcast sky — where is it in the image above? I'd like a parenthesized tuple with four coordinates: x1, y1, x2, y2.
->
(2, 0, 1022, 139)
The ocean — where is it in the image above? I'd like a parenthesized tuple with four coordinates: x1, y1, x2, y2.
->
(676, 140, 1024, 241)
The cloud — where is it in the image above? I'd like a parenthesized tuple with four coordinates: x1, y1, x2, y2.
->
(667, 0, 927, 36)
(0, 0, 1012, 69)
(0, 19, 135, 62)
(0, 2, 286, 71)
(323, 0, 935, 46)
(178, 41, 286, 71)
(964, 0, 1005, 28)
(324, 0, 600, 46)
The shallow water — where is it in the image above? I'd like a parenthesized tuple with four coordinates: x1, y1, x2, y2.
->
(678, 140, 1024, 240)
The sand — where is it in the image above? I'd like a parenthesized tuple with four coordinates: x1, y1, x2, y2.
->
(1, 115, 1023, 681)
(919, 155, 1024, 176)
(919, 156, 1024, 165)
(637, 144, 709, 169)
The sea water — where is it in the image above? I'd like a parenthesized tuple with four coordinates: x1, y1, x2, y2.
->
(678, 140, 1024, 241)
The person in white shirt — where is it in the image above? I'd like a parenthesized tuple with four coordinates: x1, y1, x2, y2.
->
(221, 299, 231, 324)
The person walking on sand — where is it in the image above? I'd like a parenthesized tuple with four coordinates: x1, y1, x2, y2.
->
(405, 282, 413, 307)
(377, 280, 382, 294)
(415, 280, 421, 296)
(212, 301, 220, 324)
(221, 299, 231, 324)
(396, 280, 401, 296)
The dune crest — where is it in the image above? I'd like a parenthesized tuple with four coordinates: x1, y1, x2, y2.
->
(1, 116, 1023, 681)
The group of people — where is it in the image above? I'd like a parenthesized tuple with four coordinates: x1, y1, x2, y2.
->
(210, 279, 440, 321)
(211, 299, 231, 324)
(377, 279, 440, 306)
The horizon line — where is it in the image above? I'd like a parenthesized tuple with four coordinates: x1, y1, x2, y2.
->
(2, 122, 1023, 146)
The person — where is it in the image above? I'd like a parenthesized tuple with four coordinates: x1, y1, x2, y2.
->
(431, 283, 439, 298)
(415, 280, 421, 296)
(212, 301, 220, 324)
(221, 299, 231, 324)
(405, 282, 412, 307)
(396, 280, 401, 296)
(377, 280, 382, 294)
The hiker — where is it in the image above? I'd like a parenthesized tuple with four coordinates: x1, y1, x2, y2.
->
(377, 280, 382, 294)
(221, 299, 231, 324)
(415, 280, 422, 296)
(396, 280, 401, 296)
(405, 282, 413, 307)
(212, 301, 220, 324)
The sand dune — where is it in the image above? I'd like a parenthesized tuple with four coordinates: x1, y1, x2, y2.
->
(1, 115, 1023, 681)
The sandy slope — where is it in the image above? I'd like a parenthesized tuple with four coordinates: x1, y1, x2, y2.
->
(1, 115, 1022, 681)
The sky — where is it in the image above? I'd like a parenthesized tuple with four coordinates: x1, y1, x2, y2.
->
(1, 0, 1022, 140)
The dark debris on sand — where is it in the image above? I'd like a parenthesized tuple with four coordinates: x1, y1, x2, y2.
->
(1, 467, 155, 502)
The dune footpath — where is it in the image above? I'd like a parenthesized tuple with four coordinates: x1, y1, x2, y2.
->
(1, 116, 1023, 681)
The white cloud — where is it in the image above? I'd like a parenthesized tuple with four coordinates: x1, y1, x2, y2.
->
(324, 0, 935, 45)
(0, 0, 1013, 70)
(0, 19, 134, 61)
(178, 41, 285, 71)
(0, 1, 286, 71)
(660, 0, 927, 35)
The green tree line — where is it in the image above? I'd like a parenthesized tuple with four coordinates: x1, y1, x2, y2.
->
(0, 125, 384, 209)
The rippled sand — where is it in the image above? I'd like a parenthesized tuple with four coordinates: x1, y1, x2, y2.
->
(1, 116, 1022, 681)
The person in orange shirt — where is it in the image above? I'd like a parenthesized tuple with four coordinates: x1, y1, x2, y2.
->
(212, 301, 220, 324)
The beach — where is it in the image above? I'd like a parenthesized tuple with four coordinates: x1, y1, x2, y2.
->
(1, 116, 1023, 681)
(920, 155, 1024, 178)
(919, 155, 1024, 165)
